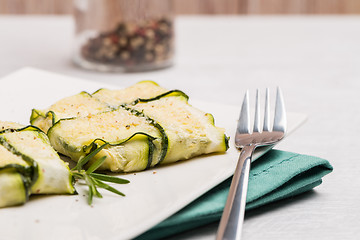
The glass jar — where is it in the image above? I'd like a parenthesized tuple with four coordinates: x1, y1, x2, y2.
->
(73, 0, 174, 72)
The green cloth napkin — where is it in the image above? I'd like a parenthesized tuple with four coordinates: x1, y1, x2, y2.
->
(136, 150, 333, 240)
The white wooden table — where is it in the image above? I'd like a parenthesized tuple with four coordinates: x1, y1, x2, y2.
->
(0, 16, 359, 240)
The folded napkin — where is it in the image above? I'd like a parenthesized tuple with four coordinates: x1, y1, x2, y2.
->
(135, 150, 333, 240)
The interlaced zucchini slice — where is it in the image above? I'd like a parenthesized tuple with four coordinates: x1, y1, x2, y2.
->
(0, 145, 29, 208)
(47, 108, 162, 172)
(30, 92, 111, 133)
(129, 93, 229, 164)
(92, 80, 167, 107)
(30, 81, 167, 133)
(0, 121, 75, 208)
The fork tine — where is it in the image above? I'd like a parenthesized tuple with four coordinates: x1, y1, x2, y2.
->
(263, 88, 270, 132)
(253, 89, 261, 132)
(237, 90, 250, 134)
(273, 86, 287, 133)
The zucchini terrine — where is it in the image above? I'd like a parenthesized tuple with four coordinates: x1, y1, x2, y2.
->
(31, 82, 229, 173)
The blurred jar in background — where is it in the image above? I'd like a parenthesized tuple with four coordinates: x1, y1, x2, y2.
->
(73, 0, 174, 72)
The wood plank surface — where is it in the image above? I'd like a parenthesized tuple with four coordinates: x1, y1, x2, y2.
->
(0, 0, 359, 14)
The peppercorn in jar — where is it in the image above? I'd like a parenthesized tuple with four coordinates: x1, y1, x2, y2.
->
(73, 0, 174, 72)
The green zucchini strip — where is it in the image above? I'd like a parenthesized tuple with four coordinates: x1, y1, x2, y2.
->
(92, 80, 168, 107)
(0, 126, 42, 207)
(0, 125, 75, 196)
(0, 127, 40, 186)
(130, 90, 189, 105)
(0, 126, 51, 208)
(0, 164, 31, 208)
(79, 133, 156, 170)
(0, 123, 132, 208)
(129, 93, 229, 164)
(30, 91, 112, 133)
(119, 105, 168, 167)
(47, 111, 160, 172)
(0, 164, 33, 187)
(30, 82, 169, 133)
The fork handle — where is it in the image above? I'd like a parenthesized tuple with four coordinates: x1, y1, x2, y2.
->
(216, 144, 255, 240)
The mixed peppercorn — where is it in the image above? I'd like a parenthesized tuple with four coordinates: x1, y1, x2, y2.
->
(81, 17, 173, 70)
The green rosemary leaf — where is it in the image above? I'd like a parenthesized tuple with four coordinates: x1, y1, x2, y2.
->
(71, 172, 84, 179)
(85, 173, 102, 199)
(73, 142, 109, 171)
(93, 179, 126, 197)
(88, 184, 94, 205)
(90, 172, 130, 184)
(71, 157, 89, 171)
(86, 156, 107, 174)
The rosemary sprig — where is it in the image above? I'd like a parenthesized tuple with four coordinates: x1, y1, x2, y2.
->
(71, 143, 129, 205)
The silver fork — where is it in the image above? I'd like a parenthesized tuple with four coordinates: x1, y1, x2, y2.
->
(216, 87, 287, 240)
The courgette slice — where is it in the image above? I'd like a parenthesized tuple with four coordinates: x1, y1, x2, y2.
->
(30, 91, 111, 133)
(92, 80, 167, 107)
(47, 108, 162, 172)
(0, 121, 75, 208)
(0, 171, 28, 208)
(130, 93, 229, 164)
(0, 146, 30, 208)
(31, 81, 168, 133)
(119, 105, 168, 167)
